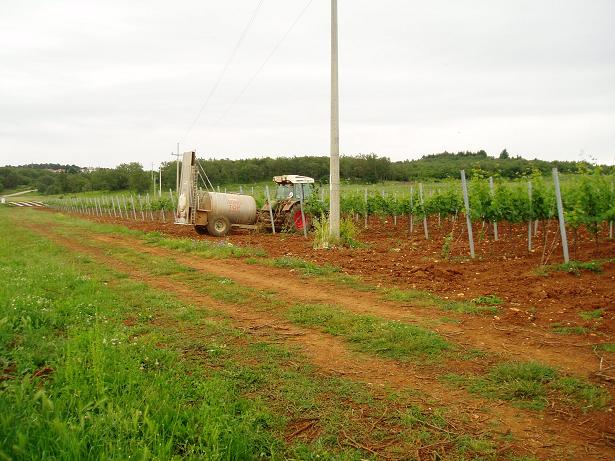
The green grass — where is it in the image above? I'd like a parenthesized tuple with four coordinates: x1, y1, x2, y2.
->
(264, 256, 372, 291)
(596, 343, 615, 353)
(143, 231, 266, 259)
(384, 288, 499, 315)
(471, 294, 503, 306)
(579, 309, 604, 321)
(550, 323, 590, 335)
(0, 220, 278, 459)
(537, 259, 613, 276)
(286, 304, 451, 361)
(2, 208, 517, 459)
(269, 256, 341, 276)
(442, 361, 610, 411)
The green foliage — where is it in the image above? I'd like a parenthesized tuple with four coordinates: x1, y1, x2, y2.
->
(312, 215, 361, 249)
(312, 214, 330, 249)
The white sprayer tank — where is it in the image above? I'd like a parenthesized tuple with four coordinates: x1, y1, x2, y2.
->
(197, 191, 257, 225)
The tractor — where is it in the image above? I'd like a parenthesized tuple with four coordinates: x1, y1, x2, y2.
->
(259, 175, 314, 233)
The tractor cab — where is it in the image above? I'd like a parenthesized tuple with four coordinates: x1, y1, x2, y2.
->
(273, 175, 314, 202)
(259, 175, 315, 232)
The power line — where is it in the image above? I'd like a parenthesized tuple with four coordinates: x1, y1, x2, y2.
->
(181, 0, 265, 143)
(212, 0, 314, 127)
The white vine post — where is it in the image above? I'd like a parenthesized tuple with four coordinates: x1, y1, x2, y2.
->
(419, 183, 429, 239)
(122, 196, 129, 220)
(138, 195, 145, 221)
(489, 177, 498, 241)
(117, 196, 124, 219)
(364, 188, 368, 229)
(111, 196, 117, 217)
(610, 182, 613, 239)
(265, 185, 276, 234)
(460, 170, 475, 258)
(528, 181, 533, 252)
(299, 184, 307, 239)
(409, 186, 414, 234)
(146, 193, 154, 221)
(169, 189, 176, 219)
(393, 192, 397, 226)
(131, 196, 138, 220)
(552, 168, 569, 263)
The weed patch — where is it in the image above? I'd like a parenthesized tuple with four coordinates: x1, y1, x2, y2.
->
(442, 361, 609, 411)
(286, 304, 451, 361)
(537, 259, 612, 276)
(579, 309, 604, 321)
(384, 289, 499, 315)
(550, 323, 589, 335)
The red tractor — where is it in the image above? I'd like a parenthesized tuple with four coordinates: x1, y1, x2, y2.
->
(260, 175, 314, 233)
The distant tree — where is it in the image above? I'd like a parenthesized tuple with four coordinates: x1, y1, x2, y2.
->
(116, 163, 149, 192)
(499, 149, 510, 159)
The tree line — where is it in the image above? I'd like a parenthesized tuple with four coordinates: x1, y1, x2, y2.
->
(1, 151, 609, 195)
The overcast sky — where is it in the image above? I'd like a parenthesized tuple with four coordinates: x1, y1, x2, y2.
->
(1, 0, 614, 168)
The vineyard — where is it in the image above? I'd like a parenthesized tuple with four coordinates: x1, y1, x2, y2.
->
(3, 181, 615, 459)
(44, 169, 615, 259)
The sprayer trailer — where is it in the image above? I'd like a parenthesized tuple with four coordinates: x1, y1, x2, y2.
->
(175, 151, 314, 237)
(174, 152, 258, 236)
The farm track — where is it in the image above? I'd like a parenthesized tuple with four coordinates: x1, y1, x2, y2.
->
(19, 215, 615, 460)
(98, 233, 606, 375)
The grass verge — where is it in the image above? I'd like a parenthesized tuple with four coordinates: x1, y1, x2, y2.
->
(1, 208, 517, 459)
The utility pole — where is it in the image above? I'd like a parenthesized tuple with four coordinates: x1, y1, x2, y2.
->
(176, 142, 180, 193)
(159, 165, 162, 197)
(329, 0, 340, 239)
(171, 145, 182, 195)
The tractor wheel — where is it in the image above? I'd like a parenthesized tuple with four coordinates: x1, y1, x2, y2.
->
(287, 205, 310, 232)
(194, 225, 208, 235)
(207, 215, 231, 237)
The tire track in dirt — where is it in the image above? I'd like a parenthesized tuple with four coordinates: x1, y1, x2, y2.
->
(84, 230, 611, 379)
(21, 219, 615, 460)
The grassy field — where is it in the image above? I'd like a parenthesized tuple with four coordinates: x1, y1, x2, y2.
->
(1, 207, 613, 460)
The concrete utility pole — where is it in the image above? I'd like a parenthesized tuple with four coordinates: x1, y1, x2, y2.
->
(159, 166, 162, 197)
(329, 0, 340, 239)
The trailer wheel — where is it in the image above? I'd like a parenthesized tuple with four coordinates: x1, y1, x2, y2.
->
(207, 215, 231, 237)
(194, 225, 208, 235)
